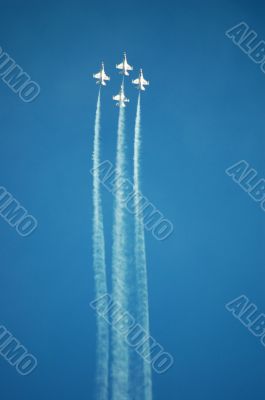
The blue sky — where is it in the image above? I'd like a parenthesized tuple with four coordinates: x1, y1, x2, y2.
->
(0, 0, 265, 399)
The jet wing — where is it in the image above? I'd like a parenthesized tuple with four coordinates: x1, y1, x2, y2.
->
(102, 73, 110, 81)
(93, 72, 101, 79)
(142, 78, 149, 85)
(126, 64, 133, 71)
(116, 63, 124, 69)
(132, 78, 140, 84)
(113, 94, 121, 101)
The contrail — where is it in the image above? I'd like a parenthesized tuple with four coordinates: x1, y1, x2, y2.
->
(92, 89, 109, 400)
(133, 93, 153, 400)
(111, 104, 131, 400)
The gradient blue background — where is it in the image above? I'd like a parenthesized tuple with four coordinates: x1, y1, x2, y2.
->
(0, 0, 265, 398)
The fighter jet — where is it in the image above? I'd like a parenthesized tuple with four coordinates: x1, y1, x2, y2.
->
(132, 69, 149, 91)
(116, 52, 133, 76)
(113, 83, 130, 107)
(93, 62, 110, 86)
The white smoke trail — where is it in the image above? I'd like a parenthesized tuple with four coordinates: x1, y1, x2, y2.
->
(111, 105, 130, 400)
(92, 89, 109, 400)
(133, 93, 153, 400)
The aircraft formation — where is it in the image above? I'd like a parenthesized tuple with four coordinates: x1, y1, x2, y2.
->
(93, 52, 149, 107)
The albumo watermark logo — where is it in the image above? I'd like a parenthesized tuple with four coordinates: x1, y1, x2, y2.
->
(225, 160, 265, 213)
(0, 46, 40, 103)
(90, 294, 174, 374)
(0, 186, 38, 237)
(90, 160, 174, 241)
(0, 325, 38, 376)
(226, 22, 265, 76)
(226, 295, 265, 348)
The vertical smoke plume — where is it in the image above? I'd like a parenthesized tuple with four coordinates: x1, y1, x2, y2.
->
(111, 105, 131, 400)
(92, 89, 109, 400)
(133, 93, 153, 400)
